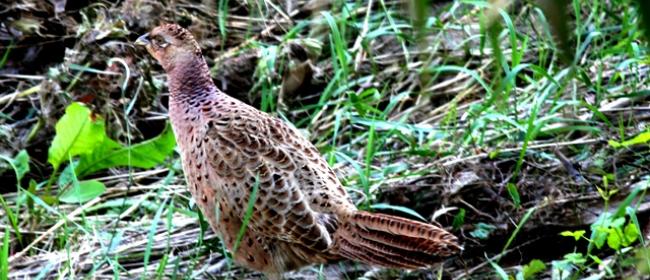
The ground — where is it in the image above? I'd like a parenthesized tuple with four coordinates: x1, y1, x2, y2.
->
(1, 0, 649, 279)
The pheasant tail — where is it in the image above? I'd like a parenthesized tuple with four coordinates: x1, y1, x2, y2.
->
(335, 211, 461, 269)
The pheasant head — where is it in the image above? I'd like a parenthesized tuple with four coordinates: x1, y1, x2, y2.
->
(136, 23, 202, 72)
(137, 23, 214, 99)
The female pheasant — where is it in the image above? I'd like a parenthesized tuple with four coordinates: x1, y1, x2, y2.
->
(136, 24, 461, 279)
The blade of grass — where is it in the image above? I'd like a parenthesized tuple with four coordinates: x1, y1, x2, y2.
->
(378, 0, 409, 62)
(500, 206, 537, 258)
(141, 198, 168, 279)
(363, 123, 376, 196)
(627, 204, 650, 273)
(155, 253, 169, 280)
(370, 203, 426, 222)
(486, 252, 509, 280)
(0, 156, 22, 244)
(322, 11, 350, 84)
(0, 41, 12, 70)
(1, 228, 8, 280)
(635, 0, 650, 41)
(218, 0, 229, 41)
(232, 173, 260, 254)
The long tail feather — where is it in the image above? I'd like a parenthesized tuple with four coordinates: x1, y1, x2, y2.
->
(334, 211, 461, 268)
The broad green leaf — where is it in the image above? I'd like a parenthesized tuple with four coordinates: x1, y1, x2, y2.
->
(0, 149, 30, 184)
(48, 102, 105, 169)
(57, 161, 79, 187)
(75, 124, 176, 177)
(59, 180, 106, 204)
(523, 259, 547, 279)
(624, 222, 639, 245)
(592, 228, 607, 249)
(590, 213, 612, 250)
(48, 102, 175, 179)
(607, 228, 621, 250)
(12, 150, 29, 181)
(611, 217, 626, 228)
(608, 131, 650, 148)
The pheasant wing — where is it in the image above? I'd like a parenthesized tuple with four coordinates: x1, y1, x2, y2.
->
(201, 104, 333, 251)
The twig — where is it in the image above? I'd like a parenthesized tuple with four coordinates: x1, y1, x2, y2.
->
(0, 85, 40, 106)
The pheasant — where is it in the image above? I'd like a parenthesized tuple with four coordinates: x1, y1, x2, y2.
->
(136, 23, 461, 279)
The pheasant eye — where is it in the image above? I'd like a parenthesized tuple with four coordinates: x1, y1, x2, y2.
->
(152, 36, 169, 48)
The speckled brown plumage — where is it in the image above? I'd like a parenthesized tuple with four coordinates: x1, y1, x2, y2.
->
(137, 23, 461, 278)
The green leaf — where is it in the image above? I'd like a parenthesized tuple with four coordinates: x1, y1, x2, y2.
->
(506, 183, 520, 207)
(382, 162, 409, 176)
(523, 259, 546, 279)
(607, 228, 621, 250)
(59, 180, 106, 204)
(560, 230, 585, 241)
(12, 150, 29, 181)
(0, 149, 30, 184)
(502, 206, 536, 254)
(590, 213, 612, 250)
(370, 203, 427, 222)
(57, 161, 79, 187)
(611, 217, 626, 228)
(470, 223, 497, 239)
(564, 252, 586, 265)
(48, 102, 105, 169)
(592, 228, 607, 249)
(589, 255, 602, 264)
(452, 208, 466, 230)
(48, 102, 175, 179)
(75, 124, 176, 177)
(624, 222, 639, 246)
(486, 253, 509, 280)
(608, 131, 650, 148)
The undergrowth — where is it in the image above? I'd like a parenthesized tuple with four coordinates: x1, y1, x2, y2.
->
(0, 0, 649, 279)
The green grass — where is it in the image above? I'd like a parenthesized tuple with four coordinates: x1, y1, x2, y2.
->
(232, 174, 259, 255)
(1, 228, 8, 280)
(1, 0, 649, 279)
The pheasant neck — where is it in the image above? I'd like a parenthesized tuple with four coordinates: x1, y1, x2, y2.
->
(167, 56, 218, 104)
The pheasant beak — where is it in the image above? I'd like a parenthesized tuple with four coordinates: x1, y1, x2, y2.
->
(135, 33, 151, 46)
